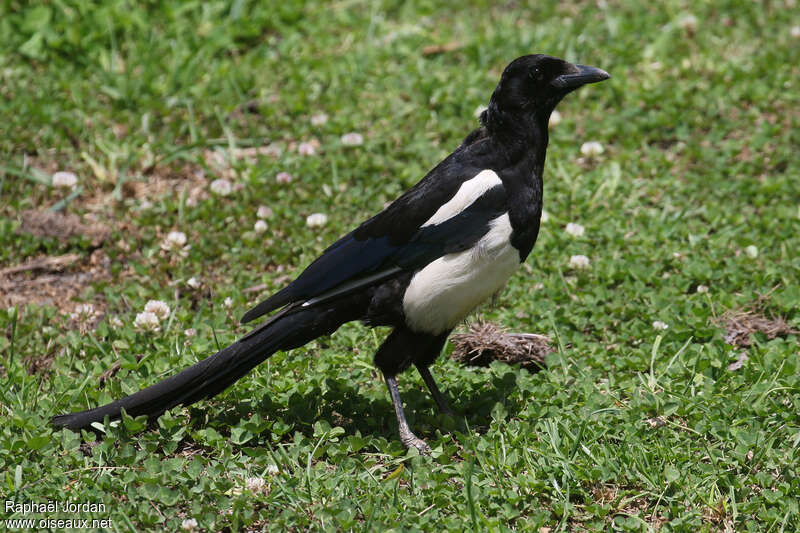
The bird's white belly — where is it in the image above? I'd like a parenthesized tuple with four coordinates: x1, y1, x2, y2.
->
(402, 213, 520, 334)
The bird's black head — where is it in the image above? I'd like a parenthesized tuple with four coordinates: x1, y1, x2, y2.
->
(483, 54, 609, 137)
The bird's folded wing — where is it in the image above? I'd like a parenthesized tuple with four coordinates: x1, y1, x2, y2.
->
(241, 178, 507, 324)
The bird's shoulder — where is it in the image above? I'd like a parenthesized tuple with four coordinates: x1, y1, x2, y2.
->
(353, 128, 504, 243)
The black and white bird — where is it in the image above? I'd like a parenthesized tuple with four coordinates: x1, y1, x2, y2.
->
(53, 55, 609, 452)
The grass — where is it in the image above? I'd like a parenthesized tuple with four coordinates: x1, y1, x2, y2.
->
(1, 0, 799, 530)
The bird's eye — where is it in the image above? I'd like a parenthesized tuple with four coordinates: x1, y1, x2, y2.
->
(529, 67, 543, 82)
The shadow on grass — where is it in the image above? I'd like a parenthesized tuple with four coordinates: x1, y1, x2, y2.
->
(201, 366, 535, 443)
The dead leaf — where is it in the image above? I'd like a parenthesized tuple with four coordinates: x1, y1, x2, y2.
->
(727, 352, 749, 371)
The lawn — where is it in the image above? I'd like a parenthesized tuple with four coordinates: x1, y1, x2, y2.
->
(1, 0, 799, 531)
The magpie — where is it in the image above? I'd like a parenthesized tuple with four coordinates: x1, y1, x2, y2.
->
(52, 55, 609, 452)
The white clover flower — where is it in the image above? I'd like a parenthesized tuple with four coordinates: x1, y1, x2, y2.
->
(134, 311, 160, 332)
(224, 297, 233, 309)
(265, 464, 280, 475)
(71, 303, 96, 319)
(569, 255, 590, 269)
(580, 141, 604, 157)
(254, 220, 268, 233)
(275, 171, 293, 184)
(541, 210, 550, 222)
(311, 113, 329, 126)
(696, 284, 709, 294)
(161, 231, 187, 253)
(76, 303, 95, 314)
(187, 276, 201, 289)
(474, 105, 488, 118)
(549, 110, 562, 127)
(653, 320, 669, 331)
(792, 26, 800, 38)
(71, 303, 98, 331)
(183, 328, 197, 347)
(210, 178, 233, 196)
(745, 245, 758, 258)
(52, 171, 78, 189)
(144, 300, 170, 320)
(110, 316, 124, 328)
(297, 141, 317, 156)
(245, 477, 267, 493)
(257, 205, 273, 218)
(678, 13, 698, 31)
(565, 222, 585, 237)
(341, 132, 364, 146)
(181, 518, 198, 531)
(306, 213, 328, 228)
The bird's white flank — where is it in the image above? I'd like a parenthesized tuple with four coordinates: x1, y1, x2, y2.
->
(422, 170, 502, 227)
(403, 212, 519, 334)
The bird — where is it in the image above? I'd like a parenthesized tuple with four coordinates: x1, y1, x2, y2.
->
(52, 54, 610, 452)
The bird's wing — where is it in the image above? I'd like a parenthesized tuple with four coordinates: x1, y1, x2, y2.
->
(241, 168, 507, 324)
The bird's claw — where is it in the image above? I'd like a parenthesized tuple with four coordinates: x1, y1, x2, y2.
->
(401, 433, 432, 454)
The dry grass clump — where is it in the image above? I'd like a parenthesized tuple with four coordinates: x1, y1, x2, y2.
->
(714, 293, 798, 348)
(450, 321, 552, 371)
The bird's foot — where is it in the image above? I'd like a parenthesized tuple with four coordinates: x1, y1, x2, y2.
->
(401, 432, 432, 454)
(385, 374, 433, 454)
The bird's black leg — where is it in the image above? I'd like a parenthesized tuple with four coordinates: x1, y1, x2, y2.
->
(384, 374, 431, 454)
(415, 363, 454, 416)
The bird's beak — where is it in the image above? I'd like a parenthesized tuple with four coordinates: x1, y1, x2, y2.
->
(551, 64, 610, 90)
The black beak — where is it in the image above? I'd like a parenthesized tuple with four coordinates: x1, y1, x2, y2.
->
(551, 64, 610, 90)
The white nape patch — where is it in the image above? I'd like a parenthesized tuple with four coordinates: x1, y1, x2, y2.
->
(403, 213, 519, 335)
(422, 169, 502, 227)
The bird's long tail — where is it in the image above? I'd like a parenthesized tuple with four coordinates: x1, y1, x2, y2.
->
(52, 302, 355, 431)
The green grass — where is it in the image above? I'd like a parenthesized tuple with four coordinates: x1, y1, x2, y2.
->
(2, 0, 799, 530)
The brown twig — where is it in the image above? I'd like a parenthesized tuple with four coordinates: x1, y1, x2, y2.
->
(0, 254, 81, 277)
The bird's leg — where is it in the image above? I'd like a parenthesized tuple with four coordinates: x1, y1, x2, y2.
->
(415, 364, 454, 416)
(384, 375, 431, 454)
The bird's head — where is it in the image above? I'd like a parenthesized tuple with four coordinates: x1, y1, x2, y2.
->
(484, 54, 609, 135)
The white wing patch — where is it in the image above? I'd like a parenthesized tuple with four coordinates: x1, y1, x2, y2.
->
(403, 213, 520, 335)
(298, 170, 503, 315)
(422, 169, 502, 227)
